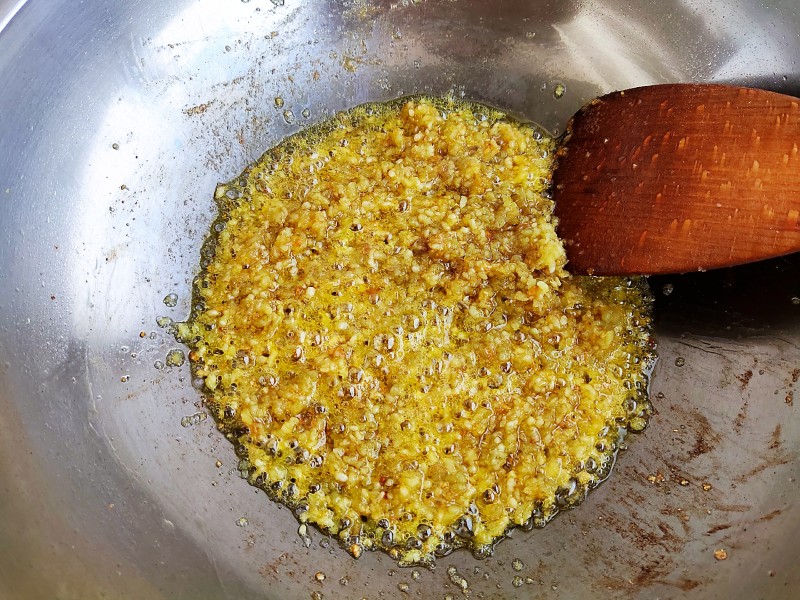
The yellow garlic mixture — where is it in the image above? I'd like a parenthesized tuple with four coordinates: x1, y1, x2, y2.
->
(178, 98, 653, 564)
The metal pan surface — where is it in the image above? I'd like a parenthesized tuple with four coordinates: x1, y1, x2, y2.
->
(0, 1, 798, 598)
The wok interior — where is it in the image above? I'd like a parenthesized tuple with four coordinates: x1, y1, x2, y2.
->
(0, 1, 798, 598)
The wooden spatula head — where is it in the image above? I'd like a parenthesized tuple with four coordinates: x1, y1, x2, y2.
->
(552, 84, 800, 275)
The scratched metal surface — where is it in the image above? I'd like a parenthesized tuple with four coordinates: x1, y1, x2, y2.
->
(0, 1, 799, 599)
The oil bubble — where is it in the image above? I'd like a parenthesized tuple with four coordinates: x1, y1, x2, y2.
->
(236, 516, 249, 527)
(674, 357, 686, 367)
(298, 523, 313, 547)
(553, 83, 566, 99)
(163, 293, 178, 307)
(166, 349, 186, 367)
(181, 412, 208, 427)
(283, 110, 295, 124)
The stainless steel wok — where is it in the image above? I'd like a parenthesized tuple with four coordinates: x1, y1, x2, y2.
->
(1, 1, 799, 598)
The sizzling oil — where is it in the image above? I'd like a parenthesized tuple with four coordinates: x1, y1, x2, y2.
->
(176, 97, 654, 564)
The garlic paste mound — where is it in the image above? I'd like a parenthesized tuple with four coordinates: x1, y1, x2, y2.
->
(179, 97, 653, 564)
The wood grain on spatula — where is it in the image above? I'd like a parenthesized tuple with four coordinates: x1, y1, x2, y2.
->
(552, 84, 800, 275)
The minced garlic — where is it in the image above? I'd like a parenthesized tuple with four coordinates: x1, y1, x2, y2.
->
(178, 97, 653, 564)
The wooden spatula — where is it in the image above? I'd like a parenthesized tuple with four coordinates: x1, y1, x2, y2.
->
(551, 84, 800, 275)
